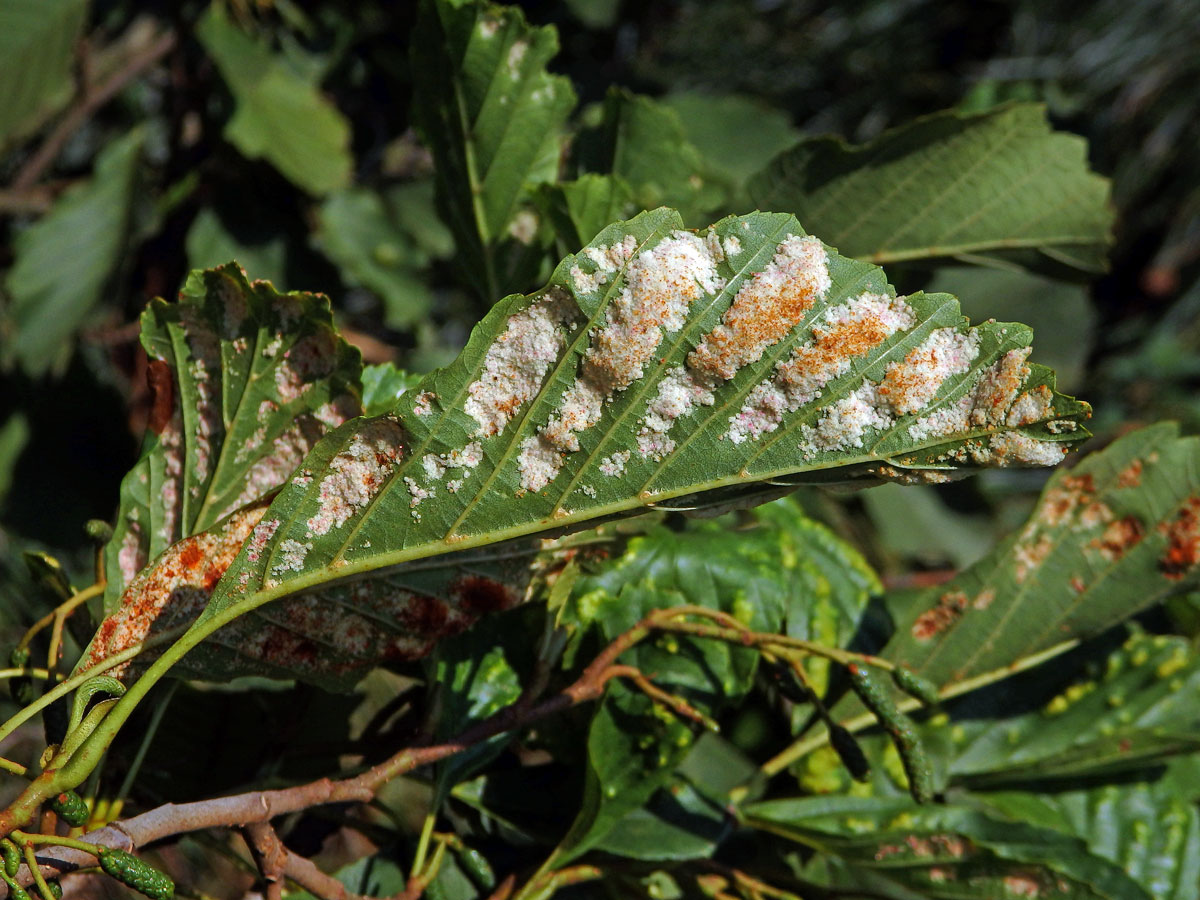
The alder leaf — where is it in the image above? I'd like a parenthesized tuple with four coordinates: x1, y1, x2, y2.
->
(946, 631, 1200, 787)
(0, 0, 87, 147)
(5, 129, 144, 375)
(745, 795, 1150, 900)
(99, 263, 363, 612)
(412, 0, 575, 299)
(549, 500, 877, 863)
(976, 775, 1200, 900)
(877, 423, 1200, 692)
(750, 103, 1114, 277)
(196, 6, 352, 195)
(93, 207, 1087, 686)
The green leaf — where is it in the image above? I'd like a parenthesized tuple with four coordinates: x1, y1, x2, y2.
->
(196, 5, 352, 195)
(5, 129, 144, 376)
(0, 413, 30, 508)
(550, 501, 873, 863)
(553, 681, 696, 866)
(537, 174, 637, 252)
(576, 89, 720, 225)
(565, 500, 878, 706)
(592, 777, 728, 861)
(0, 0, 87, 146)
(314, 186, 443, 329)
(750, 104, 1114, 276)
(411, 0, 575, 299)
(745, 795, 1151, 900)
(977, 777, 1200, 900)
(428, 604, 540, 802)
(194, 207, 1086, 647)
(185, 206, 288, 288)
(661, 91, 801, 195)
(878, 423, 1200, 693)
(361, 363, 423, 416)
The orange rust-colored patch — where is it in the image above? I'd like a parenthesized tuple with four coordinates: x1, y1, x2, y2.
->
(912, 591, 969, 640)
(1117, 458, 1144, 488)
(798, 313, 895, 379)
(1014, 535, 1054, 583)
(1090, 515, 1145, 562)
(1160, 497, 1200, 580)
(179, 542, 204, 571)
(688, 281, 819, 380)
(1037, 474, 1097, 528)
(85, 500, 270, 674)
(1070, 575, 1087, 594)
(147, 359, 175, 435)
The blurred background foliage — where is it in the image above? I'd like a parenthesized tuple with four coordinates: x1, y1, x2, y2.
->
(0, 0, 1198, 892)
(2, 0, 1198, 583)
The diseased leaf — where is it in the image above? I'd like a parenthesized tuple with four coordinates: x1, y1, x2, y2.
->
(746, 795, 1151, 900)
(750, 104, 1114, 277)
(412, 0, 575, 299)
(99, 262, 363, 613)
(197, 5, 352, 195)
(926, 265, 1097, 393)
(5, 129, 144, 375)
(878, 424, 1200, 692)
(202, 207, 1085, 626)
(947, 631, 1200, 786)
(0, 0, 87, 146)
(87, 207, 1088, 691)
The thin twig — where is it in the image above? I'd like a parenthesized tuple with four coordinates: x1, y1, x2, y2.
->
(242, 822, 286, 900)
(10, 28, 177, 191)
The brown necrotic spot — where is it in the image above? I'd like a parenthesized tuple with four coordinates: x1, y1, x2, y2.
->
(1090, 515, 1145, 562)
(451, 575, 518, 616)
(147, 359, 175, 435)
(1160, 497, 1200, 580)
(911, 590, 968, 640)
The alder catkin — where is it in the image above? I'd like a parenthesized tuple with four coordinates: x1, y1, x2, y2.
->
(47, 790, 89, 827)
(848, 663, 935, 803)
(891, 665, 941, 706)
(98, 849, 174, 900)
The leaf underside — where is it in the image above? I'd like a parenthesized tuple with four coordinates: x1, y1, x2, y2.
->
(95, 207, 1089, 686)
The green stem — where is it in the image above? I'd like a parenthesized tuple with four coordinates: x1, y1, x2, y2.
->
(22, 840, 57, 900)
(0, 627, 183, 750)
(11, 831, 100, 856)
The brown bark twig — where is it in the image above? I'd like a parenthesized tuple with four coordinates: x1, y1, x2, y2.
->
(9, 28, 177, 192)
(1, 604, 829, 897)
(243, 822, 287, 900)
(1, 613, 647, 896)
